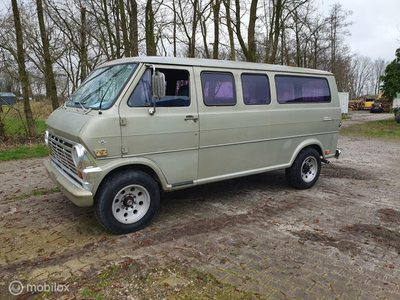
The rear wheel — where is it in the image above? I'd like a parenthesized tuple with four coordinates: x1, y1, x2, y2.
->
(285, 148, 321, 190)
(95, 170, 160, 234)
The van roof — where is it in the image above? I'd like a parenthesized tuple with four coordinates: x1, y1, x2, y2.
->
(99, 56, 333, 76)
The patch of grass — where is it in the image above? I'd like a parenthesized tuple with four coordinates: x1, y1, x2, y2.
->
(54, 259, 253, 300)
(11, 188, 60, 201)
(0, 143, 49, 161)
(341, 118, 400, 139)
(3, 118, 47, 136)
(32, 188, 60, 196)
(3, 101, 53, 121)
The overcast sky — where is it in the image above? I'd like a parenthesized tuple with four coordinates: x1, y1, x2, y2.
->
(1, 0, 399, 62)
(318, 0, 400, 62)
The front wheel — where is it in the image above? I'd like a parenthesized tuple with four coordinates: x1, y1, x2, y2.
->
(285, 148, 321, 190)
(94, 170, 160, 234)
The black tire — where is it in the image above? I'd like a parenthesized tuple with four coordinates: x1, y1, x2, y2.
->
(94, 170, 160, 234)
(285, 147, 321, 190)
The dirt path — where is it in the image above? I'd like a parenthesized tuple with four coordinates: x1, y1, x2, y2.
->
(1, 113, 399, 299)
(341, 110, 394, 128)
(0, 158, 55, 201)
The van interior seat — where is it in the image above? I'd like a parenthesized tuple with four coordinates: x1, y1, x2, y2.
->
(178, 85, 189, 96)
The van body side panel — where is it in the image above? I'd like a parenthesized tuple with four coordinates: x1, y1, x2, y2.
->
(118, 64, 199, 185)
(194, 67, 341, 180)
(78, 106, 122, 159)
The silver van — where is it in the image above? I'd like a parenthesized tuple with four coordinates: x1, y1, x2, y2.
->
(44, 57, 341, 234)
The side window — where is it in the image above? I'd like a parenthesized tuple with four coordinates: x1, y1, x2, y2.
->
(241, 74, 270, 105)
(275, 75, 331, 104)
(128, 68, 190, 107)
(201, 72, 236, 106)
(128, 69, 152, 107)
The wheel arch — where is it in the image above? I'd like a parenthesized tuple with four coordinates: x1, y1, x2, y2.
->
(92, 159, 169, 199)
(289, 140, 323, 167)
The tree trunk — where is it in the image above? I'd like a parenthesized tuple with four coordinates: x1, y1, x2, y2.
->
(115, 2, 122, 58)
(102, 0, 116, 59)
(173, 0, 177, 57)
(80, 6, 88, 82)
(223, 0, 235, 60)
(234, 0, 250, 61)
(129, 0, 138, 56)
(119, 0, 131, 57)
(212, 0, 220, 59)
(145, 0, 156, 56)
(269, 0, 283, 64)
(0, 99, 4, 139)
(36, 0, 59, 110)
(200, 17, 210, 58)
(247, 0, 258, 62)
(188, 0, 198, 58)
(12, 0, 36, 137)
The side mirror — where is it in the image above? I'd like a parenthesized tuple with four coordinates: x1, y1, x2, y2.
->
(152, 71, 165, 99)
(149, 70, 165, 115)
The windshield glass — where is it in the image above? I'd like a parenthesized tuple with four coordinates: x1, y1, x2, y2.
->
(66, 63, 138, 110)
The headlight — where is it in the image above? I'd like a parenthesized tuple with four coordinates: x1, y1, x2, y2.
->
(72, 144, 87, 169)
(44, 130, 49, 147)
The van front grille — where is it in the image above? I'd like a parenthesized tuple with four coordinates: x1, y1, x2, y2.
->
(48, 133, 83, 186)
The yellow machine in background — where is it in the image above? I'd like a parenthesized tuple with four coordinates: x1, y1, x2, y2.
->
(364, 98, 375, 109)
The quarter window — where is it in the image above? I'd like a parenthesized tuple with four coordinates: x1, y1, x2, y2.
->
(201, 72, 236, 106)
(241, 74, 270, 105)
(275, 76, 331, 104)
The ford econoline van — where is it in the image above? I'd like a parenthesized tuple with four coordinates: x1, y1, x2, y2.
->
(44, 57, 341, 234)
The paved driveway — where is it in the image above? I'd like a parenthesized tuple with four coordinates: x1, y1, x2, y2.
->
(1, 112, 399, 299)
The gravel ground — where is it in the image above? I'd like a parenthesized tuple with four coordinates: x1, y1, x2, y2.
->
(0, 111, 399, 300)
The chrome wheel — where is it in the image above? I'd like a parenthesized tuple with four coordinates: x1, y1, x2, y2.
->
(301, 156, 318, 183)
(112, 184, 150, 224)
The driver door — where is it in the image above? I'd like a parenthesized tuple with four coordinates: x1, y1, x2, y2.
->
(119, 64, 199, 186)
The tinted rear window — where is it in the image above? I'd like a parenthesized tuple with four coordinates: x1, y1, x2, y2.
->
(241, 74, 271, 105)
(275, 76, 331, 104)
(201, 72, 236, 106)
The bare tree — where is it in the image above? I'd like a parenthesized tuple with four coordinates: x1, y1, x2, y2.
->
(327, 3, 353, 74)
(212, 0, 221, 59)
(189, 0, 199, 57)
(307, 14, 329, 69)
(11, 0, 36, 137)
(234, 0, 258, 62)
(129, 0, 138, 56)
(198, 0, 212, 58)
(222, 0, 235, 60)
(36, 0, 59, 110)
(119, 0, 130, 56)
(347, 54, 372, 98)
(372, 58, 387, 95)
(80, 6, 88, 81)
(146, 0, 157, 56)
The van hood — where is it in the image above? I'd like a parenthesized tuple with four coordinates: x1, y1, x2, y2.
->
(46, 107, 92, 142)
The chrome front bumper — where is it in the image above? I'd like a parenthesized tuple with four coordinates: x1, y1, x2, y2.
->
(44, 159, 94, 207)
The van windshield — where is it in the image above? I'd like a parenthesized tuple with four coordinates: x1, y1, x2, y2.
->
(66, 63, 138, 110)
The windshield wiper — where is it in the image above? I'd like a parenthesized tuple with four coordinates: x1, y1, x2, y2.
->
(74, 100, 88, 112)
(73, 93, 94, 113)
(98, 69, 125, 114)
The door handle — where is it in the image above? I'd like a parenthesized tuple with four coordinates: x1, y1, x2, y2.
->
(323, 116, 333, 121)
(184, 115, 198, 122)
